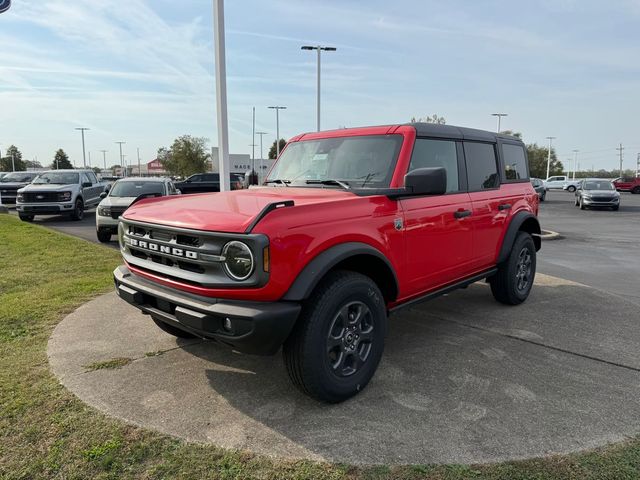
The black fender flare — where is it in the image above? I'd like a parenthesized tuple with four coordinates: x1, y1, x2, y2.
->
(497, 211, 541, 264)
(283, 242, 399, 302)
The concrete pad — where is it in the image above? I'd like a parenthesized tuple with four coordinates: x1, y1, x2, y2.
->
(47, 274, 640, 465)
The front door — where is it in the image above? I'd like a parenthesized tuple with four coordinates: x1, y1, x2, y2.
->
(400, 138, 474, 296)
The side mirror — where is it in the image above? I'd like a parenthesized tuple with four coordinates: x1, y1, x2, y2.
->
(82, 181, 92, 188)
(186, 179, 192, 183)
(404, 167, 447, 196)
(99, 192, 107, 199)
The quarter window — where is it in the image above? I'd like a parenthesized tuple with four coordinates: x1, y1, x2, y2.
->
(502, 144, 528, 180)
(408, 138, 459, 192)
(464, 142, 499, 190)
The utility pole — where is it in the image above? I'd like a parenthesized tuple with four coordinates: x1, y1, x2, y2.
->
(268, 106, 287, 157)
(88, 151, 91, 168)
(100, 150, 108, 171)
(75, 127, 90, 168)
(545, 136, 556, 180)
(492, 113, 508, 133)
(115, 141, 126, 177)
(301, 45, 336, 131)
(256, 131, 268, 183)
(636, 153, 639, 177)
(616, 143, 624, 178)
(252, 106, 256, 176)
(213, 0, 230, 191)
(11, 152, 15, 172)
(137, 147, 141, 176)
(248, 143, 257, 176)
(572, 150, 579, 180)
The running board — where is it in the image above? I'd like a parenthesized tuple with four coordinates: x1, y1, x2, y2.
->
(389, 268, 497, 314)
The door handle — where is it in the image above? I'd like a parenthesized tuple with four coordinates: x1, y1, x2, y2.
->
(498, 203, 512, 211)
(454, 209, 472, 219)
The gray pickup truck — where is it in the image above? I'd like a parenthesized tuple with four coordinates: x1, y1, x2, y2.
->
(16, 169, 106, 221)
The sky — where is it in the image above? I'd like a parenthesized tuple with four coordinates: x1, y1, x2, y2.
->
(1, 0, 639, 172)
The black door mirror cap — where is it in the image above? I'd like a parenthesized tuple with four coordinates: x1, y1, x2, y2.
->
(99, 192, 107, 199)
(82, 182, 92, 188)
(404, 167, 447, 196)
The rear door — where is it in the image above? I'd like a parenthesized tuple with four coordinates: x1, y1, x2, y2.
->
(84, 171, 103, 205)
(464, 141, 510, 270)
(400, 138, 474, 295)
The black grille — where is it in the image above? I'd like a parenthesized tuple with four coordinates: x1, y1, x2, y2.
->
(110, 207, 127, 219)
(591, 196, 615, 202)
(21, 192, 60, 203)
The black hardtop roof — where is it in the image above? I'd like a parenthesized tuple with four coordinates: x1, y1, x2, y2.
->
(406, 122, 523, 143)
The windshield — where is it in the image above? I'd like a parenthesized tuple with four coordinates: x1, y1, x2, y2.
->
(584, 181, 614, 190)
(33, 172, 79, 185)
(266, 135, 403, 188)
(109, 181, 165, 197)
(0, 172, 36, 183)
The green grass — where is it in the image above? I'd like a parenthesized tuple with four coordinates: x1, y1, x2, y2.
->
(84, 357, 133, 371)
(1, 213, 639, 479)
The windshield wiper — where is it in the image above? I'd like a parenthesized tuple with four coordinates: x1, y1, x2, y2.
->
(265, 179, 290, 186)
(305, 179, 351, 190)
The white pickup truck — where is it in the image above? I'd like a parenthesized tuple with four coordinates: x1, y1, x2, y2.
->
(544, 175, 581, 192)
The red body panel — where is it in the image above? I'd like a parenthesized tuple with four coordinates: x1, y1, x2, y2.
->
(122, 124, 538, 307)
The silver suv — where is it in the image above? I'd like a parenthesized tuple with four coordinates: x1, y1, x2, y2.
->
(16, 169, 106, 221)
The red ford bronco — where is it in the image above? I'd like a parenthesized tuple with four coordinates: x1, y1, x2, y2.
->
(114, 123, 541, 403)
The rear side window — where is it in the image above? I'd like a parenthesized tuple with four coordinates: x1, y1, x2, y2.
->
(464, 142, 499, 190)
(502, 144, 528, 181)
(409, 138, 459, 192)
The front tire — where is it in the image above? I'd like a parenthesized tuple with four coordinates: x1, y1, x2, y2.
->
(540, 192, 546, 202)
(70, 198, 84, 221)
(151, 317, 198, 339)
(490, 232, 536, 305)
(283, 270, 387, 403)
(96, 229, 111, 243)
(579, 197, 586, 210)
(19, 214, 34, 222)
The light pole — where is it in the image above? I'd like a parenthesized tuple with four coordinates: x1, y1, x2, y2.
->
(268, 106, 287, 157)
(75, 127, 90, 168)
(545, 136, 556, 180)
(301, 45, 336, 131)
(115, 141, 126, 177)
(636, 153, 639, 177)
(137, 147, 141, 176)
(256, 131, 268, 182)
(100, 150, 108, 171)
(572, 150, 579, 180)
(213, 0, 230, 191)
(491, 113, 508, 133)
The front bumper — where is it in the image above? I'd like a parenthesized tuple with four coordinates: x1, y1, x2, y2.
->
(96, 215, 120, 230)
(16, 202, 75, 214)
(114, 265, 301, 355)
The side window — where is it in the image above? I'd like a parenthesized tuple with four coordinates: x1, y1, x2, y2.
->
(189, 175, 201, 182)
(81, 173, 91, 185)
(501, 144, 528, 180)
(408, 138, 459, 192)
(87, 172, 98, 184)
(464, 142, 499, 190)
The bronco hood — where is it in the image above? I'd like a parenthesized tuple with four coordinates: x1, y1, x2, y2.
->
(122, 187, 354, 233)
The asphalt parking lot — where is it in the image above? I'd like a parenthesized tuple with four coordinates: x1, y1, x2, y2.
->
(41, 188, 640, 465)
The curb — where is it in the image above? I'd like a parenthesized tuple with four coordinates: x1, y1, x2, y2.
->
(540, 229, 562, 241)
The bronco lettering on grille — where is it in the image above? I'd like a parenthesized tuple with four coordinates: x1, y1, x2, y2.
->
(129, 238, 198, 259)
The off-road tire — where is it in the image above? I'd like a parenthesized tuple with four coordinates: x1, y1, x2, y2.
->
(96, 229, 111, 243)
(19, 214, 34, 222)
(151, 317, 198, 339)
(490, 232, 536, 305)
(283, 270, 387, 403)
(70, 198, 84, 221)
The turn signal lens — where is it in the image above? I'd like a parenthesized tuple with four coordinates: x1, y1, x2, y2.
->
(263, 246, 270, 272)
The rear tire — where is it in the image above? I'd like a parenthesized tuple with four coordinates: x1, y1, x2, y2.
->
(490, 232, 536, 305)
(151, 317, 198, 339)
(567, 185, 576, 192)
(632, 186, 640, 194)
(70, 198, 84, 221)
(19, 214, 34, 222)
(96, 229, 111, 243)
(283, 270, 387, 403)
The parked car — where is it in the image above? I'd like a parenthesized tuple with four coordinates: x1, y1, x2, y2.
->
(113, 123, 541, 403)
(574, 179, 620, 210)
(0, 171, 39, 205)
(530, 178, 547, 201)
(174, 173, 245, 194)
(16, 169, 106, 221)
(562, 179, 582, 192)
(96, 177, 179, 242)
(613, 176, 640, 194)
(544, 175, 570, 189)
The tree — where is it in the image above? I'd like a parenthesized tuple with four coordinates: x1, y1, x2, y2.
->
(92, 166, 102, 175)
(410, 114, 446, 124)
(268, 139, 287, 160)
(526, 143, 564, 179)
(24, 159, 42, 169)
(52, 149, 73, 169)
(158, 136, 209, 178)
(0, 145, 25, 171)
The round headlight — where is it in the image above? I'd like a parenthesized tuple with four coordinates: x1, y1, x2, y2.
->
(222, 241, 254, 280)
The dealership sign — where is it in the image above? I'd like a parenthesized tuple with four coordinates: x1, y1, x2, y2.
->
(0, 0, 11, 14)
